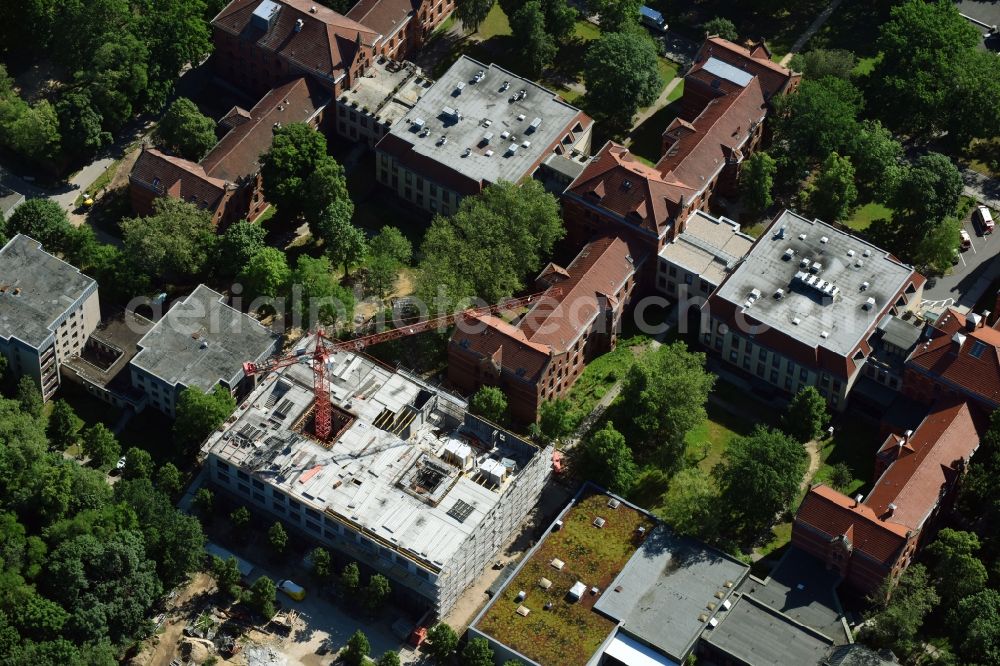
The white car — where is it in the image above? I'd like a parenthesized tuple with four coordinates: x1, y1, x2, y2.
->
(975, 205, 995, 235)
(960, 229, 972, 251)
(116, 456, 127, 470)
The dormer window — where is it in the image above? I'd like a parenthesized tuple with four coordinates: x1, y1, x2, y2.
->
(622, 179, 632, 190)
(970, 340, 987, 359)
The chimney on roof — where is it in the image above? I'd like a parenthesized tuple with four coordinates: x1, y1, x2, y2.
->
(886, 503, 897, 517)
(853, 493, 863, 507)
(967, 312, 983, 331)
(952, 331, 967, 352)
(903, 429, 913, 445)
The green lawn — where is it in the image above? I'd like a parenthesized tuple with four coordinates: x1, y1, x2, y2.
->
(475, 3, 510, 39)
(845, 202, 893, 231)
(683, 401, 754, 474)
(475, 490, 656, 666)
(562, 335, 649, 430)
(812, 414, 880, 497)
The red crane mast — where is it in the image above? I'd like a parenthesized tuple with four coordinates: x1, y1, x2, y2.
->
(242, 290, 558, 440)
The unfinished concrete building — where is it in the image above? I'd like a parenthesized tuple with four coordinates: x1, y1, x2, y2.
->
(201, 337, 552, 614)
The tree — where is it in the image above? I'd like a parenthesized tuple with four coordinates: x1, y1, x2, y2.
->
(174, 386, 237, 450)
(122, 446, 154, 480)
(789, 49, 856, 80)
(156, 462, 183, 496)
(867, 0, 980, 136)
(268, 522, 287, 554)
(194, 487, 214, 516)
(739, 151, 776, 219)
(363, 573, 391, 612)
(511, 1, 557, 76)
(340, 561, 360, 592)
(588, 0, 641, 33)
(370, 227, 412, 265)
(583, 30, 661, 133)
(0, 99, 62, 163)
(948, 50, 1000, 148)
(845, 120, 902, 202)
(135, 0, 212, 108)
(121, 197, 217, 281)
(714, 427, 807, 540)
(291, 255, 355, 328)
(15, 376, 43, 420)
(948, 589, 1000, 665)
(367, 253, 400, 298)
(239, 247, 291, 301)
(828, 462, 853, 490)
(6, 199, 74, 253)
(245, 576, 276, 619)
(47, 400, 83, 450)
(55, 90, 111, 156)
(416, 180, 564, 309)
(578, 423, 637, 494)
(537, 398, 574, 443)
(925, 529, 988, 606)
(862, 564, 938, 659)
(783, 387, 830, 442)
(377, 651, 401, 666)
(303, 156, 350, 223)
(702, 17, 738, 41)
(470, 386, 508, 423)
(316, 199, 366, 275)
(659, 467, 720, 540)
(914, 216, 961, 277)
(79, 34, 149, 130)
(310, 547, 332, 580)
(156, 97, 217, 161)
(456, 0, 495, 32)
(230, 505, 251, 529)
(803, 152, 857, 222)
(773, 77, 862, 164)
(211, 555, 242, 600)
(462, 638, 495, 666)
(260, 122, 330, 220)
(219, 220, 267, 277)
(81, 424, 121, 468)
(890, 152, 963, 225)
(426, 622, 459, 663)
(543, 0, 577, 44)
(618, 342, 715, 471)
(344, 629, 371, 666)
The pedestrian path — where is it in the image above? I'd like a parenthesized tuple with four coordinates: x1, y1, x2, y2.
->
(779, 0, 847, 66)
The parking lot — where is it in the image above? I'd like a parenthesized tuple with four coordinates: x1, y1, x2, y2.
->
(922, 205, 1000, 311)
(955, 0, 1000, 51)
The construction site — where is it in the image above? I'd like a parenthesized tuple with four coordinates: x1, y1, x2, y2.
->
(201, 335, 554, 615)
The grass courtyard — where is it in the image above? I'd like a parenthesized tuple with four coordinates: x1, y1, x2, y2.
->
(475, 490, 656, 666)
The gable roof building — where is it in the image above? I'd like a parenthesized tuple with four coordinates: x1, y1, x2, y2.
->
(904, 307, 1000, 409)
(448, 236, 640, 422)
(793, 399, 983, 594)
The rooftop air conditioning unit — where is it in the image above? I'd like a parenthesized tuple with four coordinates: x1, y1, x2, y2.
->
(820, 236, 829, 243)
(863, 296, 876, 310)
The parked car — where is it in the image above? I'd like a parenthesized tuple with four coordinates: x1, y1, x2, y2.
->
(277, 579, 305, 601)
(975, 205, 995, 235)
(640, 5, 668, 33)
(116, 456, 127, 470)
(960, 229, 972, 251)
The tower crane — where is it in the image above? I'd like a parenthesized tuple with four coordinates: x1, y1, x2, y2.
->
(242, 289, 559, 440)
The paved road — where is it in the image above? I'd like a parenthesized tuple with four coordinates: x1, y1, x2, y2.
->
(779, 0, 847, 66)
(963, 167, 1000, 211)
(923, 210, 1000, 312)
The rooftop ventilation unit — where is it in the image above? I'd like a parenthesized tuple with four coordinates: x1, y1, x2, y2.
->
(294, 18, 304, 32)
(500, 130, 510, 140)
(251, 0, 281, 31)
(861, 281, 869, 291)
(800, 257, 811, 268)
(777, 226, 787, 239)
(847, 249, 855, 257)
(522, 140, 531, 149)
(799, 233, 807, 241)
(863, 248, 872, 257)
(473, 70, 485, 83)
(462, 147, 471, 157)
(811, 262, 822, 273)
(855, 259, 864, 268)
(774, 288, 784, 299)
(862, 296, 876, 311)
(820, 330, 829, 338)
(442, 106, 461, 120)
(607, 498, 621, 509)
(783, 248, 795, 261)
(482, 132, 493, 144)
(820, 236, 829, 243)
(437, 135, 448, 145)
(507, 143, 518, 155)
(454, 82, 465, 94)
(593, 517, 606, 528)
(517, 113, 526, 121)
(412, 117, 425, 129)
(485, 149, 494, 157)
(792, 317, 801, 325)
(529, 117, 541, 132)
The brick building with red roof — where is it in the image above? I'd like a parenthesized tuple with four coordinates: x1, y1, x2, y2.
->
(448, 236, 642, 423)
(129, 77, 328, 227)
(904, 307, 1000, 410)
(793, 399, 984, 594)
(561, 37, 796, 266)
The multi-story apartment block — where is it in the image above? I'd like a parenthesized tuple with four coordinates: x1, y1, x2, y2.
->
(201, 341, 551, 614)
(702, 210, 924, 410)
(375, 56, 592, 215)
(448, 236, 640, 423)
(0, 235, 100, 401)
(657, 210, 754, 302)
(335, 58, 429, 146)
(129, 285, 279, 417)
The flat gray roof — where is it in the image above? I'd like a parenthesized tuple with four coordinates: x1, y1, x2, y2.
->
(660, 211, 754, 286)
(0, 184, 24, 220)
(701, 593, 833, 666)
(0, 234, 97, 350)
(130, 284, 278, 390)
(202, 339, 540, 570)
(385, 55, 587, 185)
(877, 314, 922, 351)
(703, 56, 755, 87)
(714, 210, 916, 356)
(340, 58, 430, 127)
(593, 524, 749, 661)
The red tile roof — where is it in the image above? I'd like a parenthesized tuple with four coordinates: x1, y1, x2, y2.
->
(452, 314, 553, 382)
(201, 77, 328, 182)
(347, 0, 416, 39)
(796, 484, 910, 566)
(212, 0, 378, 83)
(865, 399, 983, 530)
(656, 77, 766, 187)
(130, 148, 228, 211)
(690, 36, 797, 100)
(906, 308, 1000, 407)
(519, 236, 638, 351)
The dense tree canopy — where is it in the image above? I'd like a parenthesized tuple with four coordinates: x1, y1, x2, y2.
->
(121, 198, 217, 282)
(219, 219, 267, 278)
(240, 247, 292, 303)
(739, 151, 776, 219)
(790, 49, 856, 80)
(583, 30, 661, 133)
(291, 255, 355, 329)
(803, 152, 857, 222)
(587, 0, 641, 33)
(456, 0, 496, 32)
(862, 564, 939, 659)
(470, 386, 508, 424)
(783, 387, 829, 442)
(416, 180, 563, 309)
(173, 385, 237, 450)
(772, 77, 863, 166)
(156, 97, 217, 161)
(702, 17, 738, 41)
(578, 422, 637, 494)
(316, 199, 366, 275)
(6, 199, 74, 254)
(261, 123, 349, 222)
